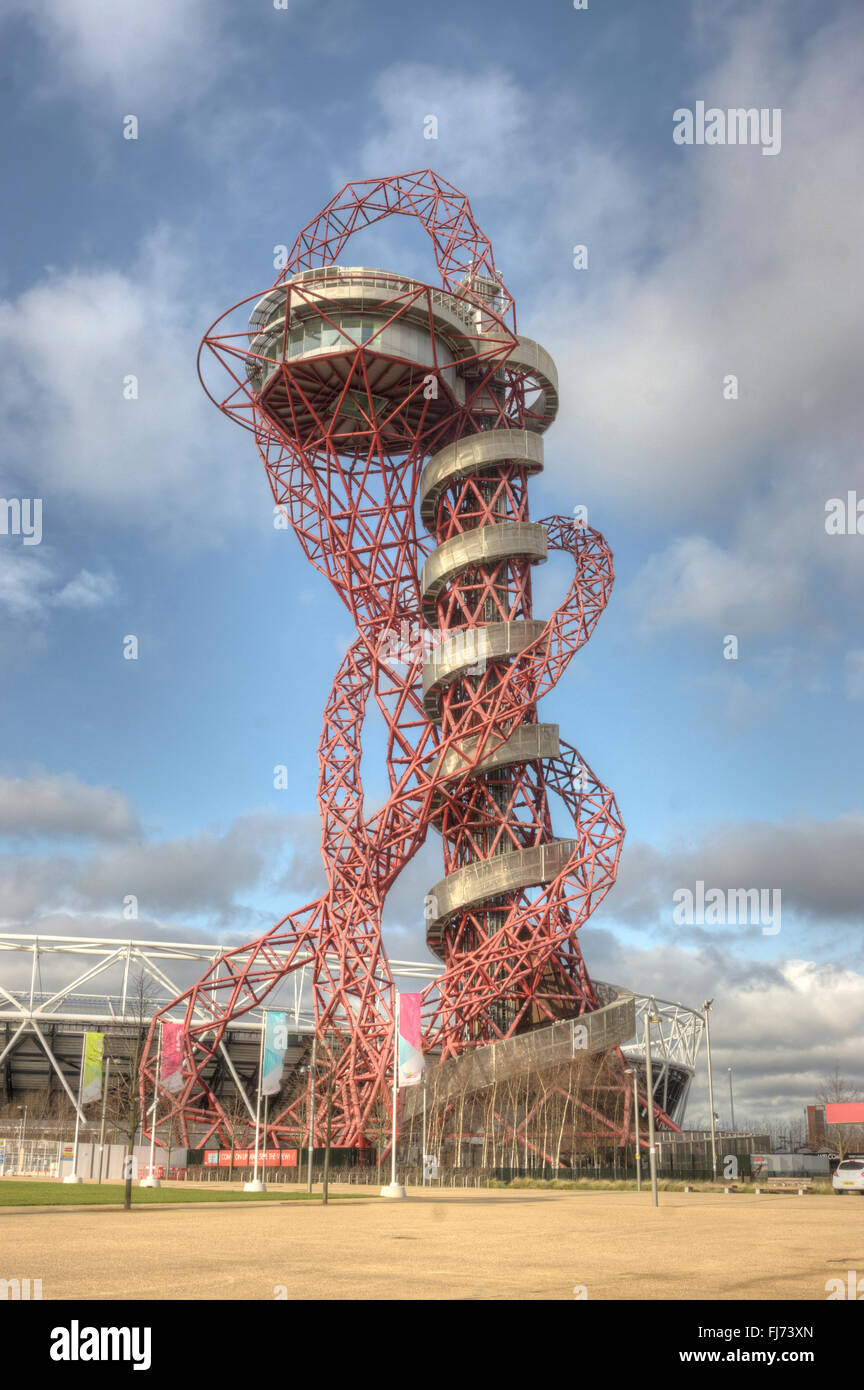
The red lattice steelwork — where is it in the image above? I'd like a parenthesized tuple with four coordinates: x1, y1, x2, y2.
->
(140, 170, 671, 1153)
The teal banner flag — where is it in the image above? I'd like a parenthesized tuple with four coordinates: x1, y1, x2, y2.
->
(262, 1012, 289, 1096)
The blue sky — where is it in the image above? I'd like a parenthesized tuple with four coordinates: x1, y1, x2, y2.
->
(0, 0, 862, 1126)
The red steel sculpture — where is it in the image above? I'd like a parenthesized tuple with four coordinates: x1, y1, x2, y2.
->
(141, 170, 664, 1154)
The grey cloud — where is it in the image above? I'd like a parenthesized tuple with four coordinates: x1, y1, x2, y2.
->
(610, 815, 864, 929)
(75, 810, 300, 918)
(0, 772, 140, 842)
(581, 927, 864, 1121)
(0, 797, 318, 931)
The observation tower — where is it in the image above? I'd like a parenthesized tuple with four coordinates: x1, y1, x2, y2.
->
(140, 171, 676, 1158)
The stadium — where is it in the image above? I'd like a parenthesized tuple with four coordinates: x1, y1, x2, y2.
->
(0, 932, 704, 1168)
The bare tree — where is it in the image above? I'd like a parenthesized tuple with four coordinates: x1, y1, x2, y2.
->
(103, 971, 154, 1211)
(367, 1094, 391, 1184)
(215, 1092, 256, 1179)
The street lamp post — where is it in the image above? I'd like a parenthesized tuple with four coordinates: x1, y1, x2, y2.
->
(728, 1067, 736, 1132)
(625, 1068, 641, 1191)
(322, 1065, 334, 1207)
(306, 1033, 317, 1194)
(644, 1014, 661, 1207)
(702, 999, 718, 1182)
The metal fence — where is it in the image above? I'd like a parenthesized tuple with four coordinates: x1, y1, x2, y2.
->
(184, 1158, 757, 1186)
(0, 1139, 61, 1177)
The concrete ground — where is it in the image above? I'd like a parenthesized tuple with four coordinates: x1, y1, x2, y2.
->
(3, 1184, 861, 1300)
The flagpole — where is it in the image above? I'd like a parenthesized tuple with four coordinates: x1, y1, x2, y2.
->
(149, 1023, 161, 1175)
(381, 993, 406, 1198)
(390, 992, 399, 1189)
(140, 1022, 162, 1187)
(97, 1056, 111, 1185)
(422, 1073, 427, 1187)
(63, 1033, 87, 1184)
(245, 1010, 266, 1192)
(253, 1014, 264, 1181)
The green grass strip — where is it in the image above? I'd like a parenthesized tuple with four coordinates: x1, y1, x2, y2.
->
(0, 1181, 377, 1208)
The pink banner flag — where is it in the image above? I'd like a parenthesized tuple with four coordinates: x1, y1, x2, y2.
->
(161, 1022, 185, 1094)
(397, 992, 424, 1088)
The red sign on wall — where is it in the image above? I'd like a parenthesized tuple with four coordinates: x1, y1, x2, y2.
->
(825, 1102, 864, 1124)
(204, 1149, 299, 1167)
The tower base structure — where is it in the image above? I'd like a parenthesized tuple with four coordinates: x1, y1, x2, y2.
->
(400, 983, 678, 1169)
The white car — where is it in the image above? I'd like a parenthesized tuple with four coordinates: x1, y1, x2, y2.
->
(832, 1159, 864, 1194)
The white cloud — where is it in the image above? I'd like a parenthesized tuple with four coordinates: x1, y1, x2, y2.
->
(52, 569, 118, 610)
(633, 534, 809, 634)
(0, 771, 139, 841)
(4, 0, 232, 113)
(358, 64, 536, 202)
(0, 231, 258, 539)
(628, 473, 863, 638)
(549, 9, 864, 517)
(0, 550, 55, 619)
(0, 551, 117, 620)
